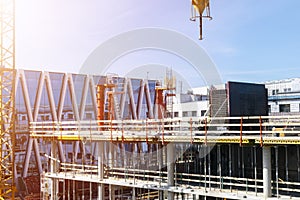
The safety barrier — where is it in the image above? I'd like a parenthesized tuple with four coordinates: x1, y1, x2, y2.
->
(30, 115, 300, 144)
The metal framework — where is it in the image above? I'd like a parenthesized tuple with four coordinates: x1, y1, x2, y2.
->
(30, 116, 300, 199)
(12, 70, 157, 178)
(0, 0, 15, 198)
(31, 115, 300, 145)
(2, 69, 300, 199)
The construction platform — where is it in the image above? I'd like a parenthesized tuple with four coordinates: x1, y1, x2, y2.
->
(30, 116, 300, 200)
(6, 69, 300, 199)
(30, 115, 300, 145)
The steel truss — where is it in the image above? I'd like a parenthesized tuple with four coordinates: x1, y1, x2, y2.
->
(13, 70, 157, 178)
(0, 0, 15, 198)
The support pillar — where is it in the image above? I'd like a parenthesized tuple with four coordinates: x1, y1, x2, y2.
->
(275, 146, 279, 198)
(229, 144, 232, 192)
(109, 185, 115, 200)
(297, 146, 300, 182)
(50, 140, 58, 200)
(98, 142, 104, 200)
(263, 146, 272, 199)
(158, 143, 164, 199)
(285, 145, 289, 182)
(167, 143, 175, 200)
(132, 188, 136, 200)
(217, 145, 222, 190)
(254, 146, 257, 196)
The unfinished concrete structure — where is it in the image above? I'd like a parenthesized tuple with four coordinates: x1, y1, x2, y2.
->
(10, 69, 300, 199)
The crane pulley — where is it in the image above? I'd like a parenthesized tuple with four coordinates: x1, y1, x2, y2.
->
(191, 0, 212, 40)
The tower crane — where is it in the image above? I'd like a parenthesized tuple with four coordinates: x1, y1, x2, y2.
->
(0, 0, 16, 199)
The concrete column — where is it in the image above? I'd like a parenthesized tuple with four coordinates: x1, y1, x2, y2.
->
(98, 142, 104, 200)
(132, 188, 136, 200)
(193, 194, 196, 200)
(109, 185, 115, 200)
(275, 146, 279, 198)
(167, 143, 175, 200)
(108, 142, 115, 199)
(109, 142, 114, 167)
(158, 143, 164, 199)
(50, 140, 58, 200)
(263, 146, 272, 199)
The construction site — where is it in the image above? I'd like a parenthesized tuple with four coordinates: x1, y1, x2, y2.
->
(1, 0, 300, 200)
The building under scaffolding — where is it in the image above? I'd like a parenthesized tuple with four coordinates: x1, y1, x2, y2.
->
(10, 69, 300, 199)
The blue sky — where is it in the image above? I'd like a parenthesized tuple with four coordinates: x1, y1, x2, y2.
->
(15, 0, 300, 86)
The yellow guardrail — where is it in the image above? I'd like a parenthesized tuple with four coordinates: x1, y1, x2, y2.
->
(29, 115, 300, 144)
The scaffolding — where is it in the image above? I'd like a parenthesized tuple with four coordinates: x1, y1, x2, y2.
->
(30, 115, 300, 199)
(6, 69, 300, 199)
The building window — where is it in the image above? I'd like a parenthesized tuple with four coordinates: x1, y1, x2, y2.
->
(174, 112, 179, 117)
(201, 110, 207, 116)
(279, 104, 290, 112)
(192, 111, 197, 117)
(272, 89, 279, 95)
(182, 111, 188, 117)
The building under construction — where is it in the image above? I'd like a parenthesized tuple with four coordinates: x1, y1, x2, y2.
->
(1, 0, 300, 199)
(4, 69, 300, 199)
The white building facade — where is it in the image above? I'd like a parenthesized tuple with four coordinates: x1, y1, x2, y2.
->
(264, 78, 300, 115)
